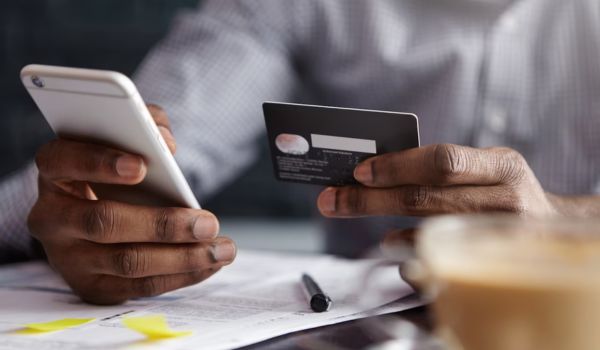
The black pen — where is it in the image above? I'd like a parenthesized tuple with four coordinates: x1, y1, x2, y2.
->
(301, 273, 333, 312)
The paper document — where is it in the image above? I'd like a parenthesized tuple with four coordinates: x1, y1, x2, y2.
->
(0, 250, 418, 350)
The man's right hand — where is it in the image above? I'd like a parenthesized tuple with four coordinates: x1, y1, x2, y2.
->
(28, 106, 236, 305)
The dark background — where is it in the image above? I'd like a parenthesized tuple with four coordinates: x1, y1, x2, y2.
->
(0, 0, 312, 219)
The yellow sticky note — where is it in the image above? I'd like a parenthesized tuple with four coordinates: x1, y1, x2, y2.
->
(19, 318, 95, 334)
(123, 315, 192, 340)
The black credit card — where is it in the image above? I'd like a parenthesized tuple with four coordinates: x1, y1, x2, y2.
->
(263, 102, 420, 186)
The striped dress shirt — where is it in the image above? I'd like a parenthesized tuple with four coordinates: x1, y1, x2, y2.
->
(2, 0, 599, 261)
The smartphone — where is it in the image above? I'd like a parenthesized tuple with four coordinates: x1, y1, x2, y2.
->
(21, 64, 200, 209)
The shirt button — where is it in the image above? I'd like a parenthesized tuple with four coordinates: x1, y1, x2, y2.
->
(486, 105, 508, 134)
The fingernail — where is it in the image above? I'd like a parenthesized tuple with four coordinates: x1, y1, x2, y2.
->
(210, 241, 237, 263)
(116, 155, 144, 178)
(354, 163, 373, 184)
(158, 126, 174, 143)
(192, 216, 219, 240)
(319, 187, 337, 213)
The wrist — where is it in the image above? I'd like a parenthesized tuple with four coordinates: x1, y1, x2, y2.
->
(545, 192, 600, 218)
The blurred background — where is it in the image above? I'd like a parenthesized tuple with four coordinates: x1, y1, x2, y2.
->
(0, 0, 322, 252)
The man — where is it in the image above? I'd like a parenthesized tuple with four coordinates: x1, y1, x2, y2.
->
(2, 0, 600, 304)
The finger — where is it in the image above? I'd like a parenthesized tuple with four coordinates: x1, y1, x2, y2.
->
(36, 139, 146, 184)
(147, 104, 176, 154)
(89, 237, 236, 278)
(147, 104, 171, 130)
(31, 195, 219, 243)
(159, 126, 177, 154)
(79, 269, 220, 305)
(381, 228, 417, 249)
(399, 261, 422, 294)
(38, 173, 96, 199)
(354, 144, 526, 187)
(317, 185, 518, 217)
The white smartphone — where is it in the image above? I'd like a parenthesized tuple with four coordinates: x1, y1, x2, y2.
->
(21, 64, 200, 209)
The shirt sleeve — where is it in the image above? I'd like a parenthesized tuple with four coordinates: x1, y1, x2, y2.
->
(0, 163, 39, 263)
(134, 0, 301, 199)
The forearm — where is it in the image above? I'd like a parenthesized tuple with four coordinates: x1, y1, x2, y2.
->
(547, 193, 600, 218)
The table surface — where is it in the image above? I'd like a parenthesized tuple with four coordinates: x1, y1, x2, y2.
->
(242, 299, 436, 350)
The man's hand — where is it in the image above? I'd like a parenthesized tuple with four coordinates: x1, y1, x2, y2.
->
(28, 105, 236, 305)
(317, 144, 557, 218)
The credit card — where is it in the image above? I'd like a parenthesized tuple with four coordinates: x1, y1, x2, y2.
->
(263, 102, 420, 186)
